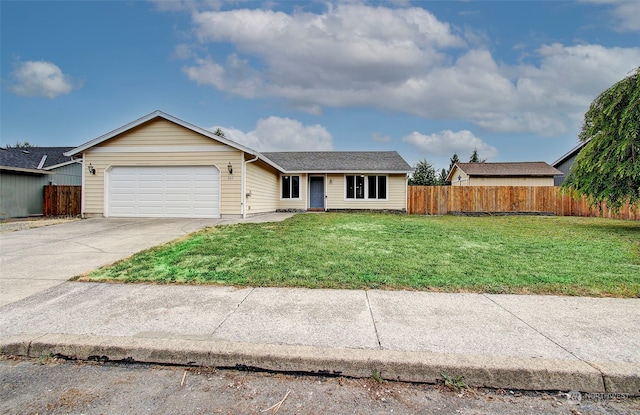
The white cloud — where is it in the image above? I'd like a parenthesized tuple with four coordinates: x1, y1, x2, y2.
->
(403, 130, 498, 160)
(9, 60, 76, 98)
(581, 0, 640, 32)
(211, 116, 333, 151)
(176, 3, 640, 136)
(609, 1, 640, 31)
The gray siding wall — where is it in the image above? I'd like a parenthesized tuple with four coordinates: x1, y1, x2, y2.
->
(554, 153, 578, 186)
(50, 163, 82, 185)
(0, 163, 81, 218)
(0, 172, 49, 218)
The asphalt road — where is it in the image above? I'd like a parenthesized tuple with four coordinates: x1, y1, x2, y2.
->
(1, 356, 638, 415)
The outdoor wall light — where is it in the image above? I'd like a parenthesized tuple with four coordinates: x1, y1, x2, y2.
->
(87, 163, 96, 175)
(227, 162, 233, 174)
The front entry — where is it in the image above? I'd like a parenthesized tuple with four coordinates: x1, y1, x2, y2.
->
(309, 176, 325, 210)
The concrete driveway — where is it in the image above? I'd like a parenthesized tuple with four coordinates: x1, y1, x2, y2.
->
(0, 217, 226, 307)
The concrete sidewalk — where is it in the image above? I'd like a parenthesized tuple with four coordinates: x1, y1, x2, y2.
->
(1, 282, 638, 395)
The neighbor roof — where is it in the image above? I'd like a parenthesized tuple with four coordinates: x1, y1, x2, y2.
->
(552, 140, 588, 167)
(0, 147, 77, 174)
(447, 162, 562, 181)
(261, 151, 413, 173)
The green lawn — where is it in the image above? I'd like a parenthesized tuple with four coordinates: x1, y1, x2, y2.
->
(80, 213, 640, 297)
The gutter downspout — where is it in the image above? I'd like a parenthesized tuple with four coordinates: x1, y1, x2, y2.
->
(242, 153, 259, 219)
(80, 154, 85, 217)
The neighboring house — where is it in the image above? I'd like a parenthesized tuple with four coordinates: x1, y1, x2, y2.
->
(0, 147, 82, 218)
(64, 111, 412, 218)
(552, 141, 587, 186)
(446, 162, 562, 186)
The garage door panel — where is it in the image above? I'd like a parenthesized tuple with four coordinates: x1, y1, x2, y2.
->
(108, 166, 219, 218)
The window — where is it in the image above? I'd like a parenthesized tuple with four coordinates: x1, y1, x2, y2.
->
(345, 175, 387, 200)
(281, 175, 300, 199)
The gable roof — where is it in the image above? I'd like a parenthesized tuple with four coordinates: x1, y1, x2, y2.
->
(261, 151, 413, 173)
(552, 141, 587, 167)
(65, 110, 412, 174)
(64, 110, 259, 158)
(1, 147, 78, 174)
(447, 162, 562, 181)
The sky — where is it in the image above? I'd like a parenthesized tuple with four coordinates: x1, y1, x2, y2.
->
(1, 0, 639, 172)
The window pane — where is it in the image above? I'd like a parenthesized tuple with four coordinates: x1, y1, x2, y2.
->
(356, 176, 365, 199)
(292, 176, 300, 198)
(377, 176, 387, 199)
(282, 176, 291, 198)
(346, 176, 354, 199)
(368, 176, 377, 199)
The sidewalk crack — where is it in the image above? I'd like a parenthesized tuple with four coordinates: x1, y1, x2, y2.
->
(482, 294, 606, 386)
(211, 287, 255, 336)
(365, 290, 383, 350)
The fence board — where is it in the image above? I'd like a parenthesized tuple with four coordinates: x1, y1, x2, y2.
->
(43, 185, 81, 216)
(407, 186, 638, 220)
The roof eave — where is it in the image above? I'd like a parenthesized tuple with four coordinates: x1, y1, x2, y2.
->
(43, 159, 83, 170)
(551, 140, 588, 167)
(0, 166, 54, 175)
(279, 170, 412, 174)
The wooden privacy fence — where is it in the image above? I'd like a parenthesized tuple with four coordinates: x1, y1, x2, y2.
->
(408, 186, 640, 220)
(43, 185, 81, 216)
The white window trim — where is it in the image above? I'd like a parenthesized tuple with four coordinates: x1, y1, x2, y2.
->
(344, 174, 388, 201)
(280, 174, 301, 200)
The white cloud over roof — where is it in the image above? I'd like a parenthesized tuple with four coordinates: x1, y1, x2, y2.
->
(403, 130, 498, 161)
(211, 116, 333, 152)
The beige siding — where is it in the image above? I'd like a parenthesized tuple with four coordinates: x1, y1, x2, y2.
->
(83, 119, 244, 217)
(449, 167, 469, 186)
(277, 173, 308, 210)
(469, 176, 555, 186)
(450, 167, 554, 186)
(325, 174, 407, 210)
(245, 159, 278, 214)
(99, 118, 230, 148)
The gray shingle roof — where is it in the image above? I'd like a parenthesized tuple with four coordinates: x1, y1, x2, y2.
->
(261, 151, 412, 173)
(0, 147, 76, 170)
(454, 162, 562, 177)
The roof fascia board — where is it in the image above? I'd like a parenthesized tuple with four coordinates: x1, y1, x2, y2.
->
(279, 170, 413, 174)
(0, 166, 53, 175)
(44, 159, 82, 170)
(551, 140, 588, 167)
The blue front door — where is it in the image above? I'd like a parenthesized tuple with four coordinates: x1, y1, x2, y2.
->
(309, 177, 325, 209)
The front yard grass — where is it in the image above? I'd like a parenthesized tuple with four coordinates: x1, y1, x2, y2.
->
(80, 213, 640, 297)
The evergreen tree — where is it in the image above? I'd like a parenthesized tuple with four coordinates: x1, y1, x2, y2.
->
(564, 67, 640, 212)
(213, 128, 226, 138)
(439, 168, 448, 185)
(409, 159, 438, 186)
(469, 148, 485, 163)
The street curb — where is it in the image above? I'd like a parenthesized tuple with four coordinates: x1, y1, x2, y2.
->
(4, 334, 638, 395)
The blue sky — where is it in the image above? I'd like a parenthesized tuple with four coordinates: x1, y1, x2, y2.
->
(2, 0, 639, 171)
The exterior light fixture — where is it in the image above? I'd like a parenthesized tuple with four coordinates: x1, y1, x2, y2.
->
(87, 163, 96, 175)
(227, 162, 233, 174)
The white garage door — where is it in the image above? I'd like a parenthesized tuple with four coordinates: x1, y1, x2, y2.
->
(108, 166, 220, 218)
